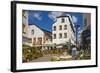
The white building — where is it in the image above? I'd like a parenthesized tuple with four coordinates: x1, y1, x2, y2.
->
(52, 15, 75, 46)
(27, 24, 52, 46)
(23, 24, 52, 47)
(22, 11, 52, 48)
(22, 11, 75, 49)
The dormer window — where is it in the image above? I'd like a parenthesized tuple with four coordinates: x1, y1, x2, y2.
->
(31, 29, 34, 35)
(61, 18, 65, 23)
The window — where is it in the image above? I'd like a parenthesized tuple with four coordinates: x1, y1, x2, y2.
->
(64, 33, 67, 38)
(64, 25, 67, 30)
(84, 18, 87, 26)
(22, 36, 32, 43)
(31, 29, 34, 35)
(37, 37, 42, 45)
(53, 26, 56, 31)
(33, 38, 36, 45)
(61, 18, 65, 23)
(59, 33, 62, 38)
(59, 25, 62, 30)
(53, 34, 56, 39)
(22, 24, 26, 34)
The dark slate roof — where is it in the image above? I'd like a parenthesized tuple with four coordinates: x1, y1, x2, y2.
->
(57, 16, 68, 18)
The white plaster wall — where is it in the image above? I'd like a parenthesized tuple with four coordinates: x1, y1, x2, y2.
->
(22, 24, 44, 46)
(52, 17, 75, 44)
(29, 25, 44, 44)
(29, 25, 44, 37)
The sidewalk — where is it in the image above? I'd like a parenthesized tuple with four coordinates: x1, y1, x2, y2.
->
(30, 54, 72, 62)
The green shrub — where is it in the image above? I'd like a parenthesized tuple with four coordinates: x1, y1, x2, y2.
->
(22, 45, 43, 62)
(51, 57, 60, 61)
(76, 49, 91, 60)
(31, 46, 43, 60)
(22, 44, 31, 62)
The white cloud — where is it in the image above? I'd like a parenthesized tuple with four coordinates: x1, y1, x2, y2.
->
(65, 14, 74, 23)
(66, 14, 71, 16)
(33, 13, 42, 20)
(48, 12, 78, 24)
(77, 29, 83, 41)
(78, 29, 83, 34)
(48, 12, 64, 21)
(78, 26, 82, 31)
(72, 15, 78, 23)
(66, 14, 78, 23)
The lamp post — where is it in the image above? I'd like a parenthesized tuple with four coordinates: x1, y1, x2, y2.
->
(75, 24, 80, 47)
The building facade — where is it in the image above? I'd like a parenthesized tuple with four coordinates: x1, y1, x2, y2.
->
(52, 15, 75, 47)
(22, 11, 75, 49)
(22, 11, 52, 47)
(81, 13, 91, 49)
(23, 24, 52, 47)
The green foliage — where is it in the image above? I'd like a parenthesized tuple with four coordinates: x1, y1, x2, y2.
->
(22, 45, 32, 62)
(31, 46, 43, 59)
(51, 57, 60, 61)
(22, 44, 43, 62)
(44, 49, 65, 55)
(67, 48, 72, 55)
(76, 49, 91, 60)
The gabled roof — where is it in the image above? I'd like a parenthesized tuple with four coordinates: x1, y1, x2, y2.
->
(29, 23, 52, 34)
(57, 15, 68, 18)
(57, 15, 75, 33)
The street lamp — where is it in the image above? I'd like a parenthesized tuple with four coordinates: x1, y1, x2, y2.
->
(75, 24, 80, 47)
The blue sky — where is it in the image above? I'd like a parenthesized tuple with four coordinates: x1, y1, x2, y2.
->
(28, 10, 83, 33)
